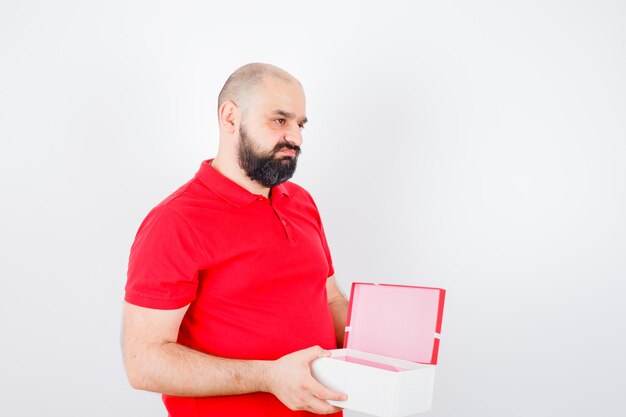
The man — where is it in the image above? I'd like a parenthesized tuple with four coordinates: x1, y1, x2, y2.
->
(122, 63, 349, 417)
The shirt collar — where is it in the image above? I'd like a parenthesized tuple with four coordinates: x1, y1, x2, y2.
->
(195, 159, 290, 207)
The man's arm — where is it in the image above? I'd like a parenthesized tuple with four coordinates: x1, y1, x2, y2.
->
(121, 302, 346, 414)
(326, 276, 349, 347)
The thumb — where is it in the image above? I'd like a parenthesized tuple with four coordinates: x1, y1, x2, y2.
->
(306, 345, 331, 361)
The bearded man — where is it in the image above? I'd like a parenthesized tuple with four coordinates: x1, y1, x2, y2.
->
(122, 63, 349, 417)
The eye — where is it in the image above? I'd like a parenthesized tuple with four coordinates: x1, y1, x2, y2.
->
(298, 123, 305, 130)
(274, 118, 286, 125)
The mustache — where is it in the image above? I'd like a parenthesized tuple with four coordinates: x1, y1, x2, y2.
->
(272, 141, 301, 155)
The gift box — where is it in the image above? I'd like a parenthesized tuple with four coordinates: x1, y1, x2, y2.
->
(311, 282, 446, 417)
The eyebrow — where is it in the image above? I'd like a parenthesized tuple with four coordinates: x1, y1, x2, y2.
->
(274, 109, 308, 125)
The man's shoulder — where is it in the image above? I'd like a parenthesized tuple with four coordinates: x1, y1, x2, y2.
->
(282, 180, 313, 200)
(144, 176, 222, 223)
(138, 181, 196, 227)
(151, 178, 199, 211)
(161, 169, 228, 205)
(282, 181, 324, 212)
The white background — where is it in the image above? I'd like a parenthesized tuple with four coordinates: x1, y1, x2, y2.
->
(1, 1, 625, 416)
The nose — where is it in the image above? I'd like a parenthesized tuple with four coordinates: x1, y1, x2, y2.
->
(284, 124, 303, 147)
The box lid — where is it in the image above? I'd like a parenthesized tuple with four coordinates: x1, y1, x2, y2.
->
(343, 282, 446, 365)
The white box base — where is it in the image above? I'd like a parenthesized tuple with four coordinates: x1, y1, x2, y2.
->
(311, 348, 436, 417)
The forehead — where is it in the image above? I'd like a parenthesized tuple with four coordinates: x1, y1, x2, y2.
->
(247, 77, 306, 117)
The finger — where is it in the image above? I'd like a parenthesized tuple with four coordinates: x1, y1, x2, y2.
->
(304, 345, 330, 361)
(309, 380, 348, 402)
(304, 395, 343, 415)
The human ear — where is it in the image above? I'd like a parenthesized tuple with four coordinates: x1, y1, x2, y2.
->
(219, 101, 239, 134)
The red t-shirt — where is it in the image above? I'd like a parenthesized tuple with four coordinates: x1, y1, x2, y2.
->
(125, 160, 340, 417)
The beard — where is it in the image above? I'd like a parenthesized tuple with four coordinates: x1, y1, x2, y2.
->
(237, 124, 301, 188)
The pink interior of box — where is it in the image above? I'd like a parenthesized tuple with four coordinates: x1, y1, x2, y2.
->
(346, 283, 444, 364)
(333, 355, 408, 372)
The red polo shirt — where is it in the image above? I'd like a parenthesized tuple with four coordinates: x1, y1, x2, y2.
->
(125, 160, 340, 417)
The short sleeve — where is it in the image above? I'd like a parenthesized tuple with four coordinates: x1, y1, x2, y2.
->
(125, 206, 206, 309)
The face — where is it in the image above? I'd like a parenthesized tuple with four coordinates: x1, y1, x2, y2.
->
(236, 77, 307, 187)
(237, 124, 301, 187)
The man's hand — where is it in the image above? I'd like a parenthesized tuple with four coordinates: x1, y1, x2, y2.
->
(265, 346, 347, 414)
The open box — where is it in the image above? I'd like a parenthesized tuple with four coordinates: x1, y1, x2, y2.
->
(311, 283, 446, 417)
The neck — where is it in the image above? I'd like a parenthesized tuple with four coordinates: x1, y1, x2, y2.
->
(210, 155, 271, 198)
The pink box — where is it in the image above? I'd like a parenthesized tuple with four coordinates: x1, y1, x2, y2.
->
(311, 282, 446, 416)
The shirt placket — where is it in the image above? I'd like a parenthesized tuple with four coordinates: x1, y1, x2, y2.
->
(257, 196, 294, 242)
(271, 205, 294, 242)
